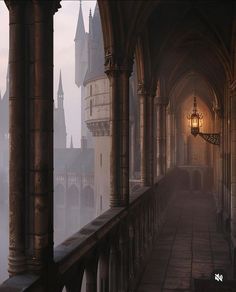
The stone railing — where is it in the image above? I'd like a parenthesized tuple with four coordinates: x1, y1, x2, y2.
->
(0, 169, 180, 292)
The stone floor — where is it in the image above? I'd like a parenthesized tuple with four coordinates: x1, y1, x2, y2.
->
(136, 190, 232, 292)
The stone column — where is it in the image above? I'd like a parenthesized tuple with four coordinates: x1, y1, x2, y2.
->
(27, 1, 58, 273)
(99, 250, 109, 292)
(156, 97, 167, 176)
(169, 109, 176, 168)
(166, 107, 171, 169)
(86, 260, 98, 292)
(7, 0, 60, 277)
(138, 83, 148, 186)
(8, 1, 27, 275)
(147, 94, 155, 185)
(105, 53, 132, 207)
(227, 92, 231, 217)
(130, 121, 135, 179)
(109, 245, 118, 292)
(231, 86, 236, 255)
(138, 83, 155, 186)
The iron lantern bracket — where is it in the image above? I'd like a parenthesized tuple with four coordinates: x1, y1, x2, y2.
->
(197, 132, 220, 145)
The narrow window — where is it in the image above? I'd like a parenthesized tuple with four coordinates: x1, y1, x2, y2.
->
(90, 99, 93, 116)
(100, 196, 102, 212)
(100, 153, 102, 167)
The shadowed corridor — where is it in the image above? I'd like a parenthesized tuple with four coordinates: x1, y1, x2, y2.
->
(137, 190, 232, 292)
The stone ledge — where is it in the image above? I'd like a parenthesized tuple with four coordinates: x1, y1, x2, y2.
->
(0, 274, 40, 292)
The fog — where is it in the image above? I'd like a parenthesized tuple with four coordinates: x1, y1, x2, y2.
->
(0, 0, 98, 282)
(0, 0, 220, 286)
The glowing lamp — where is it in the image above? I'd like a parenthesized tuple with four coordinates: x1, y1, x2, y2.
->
(187, 96, 203, 137)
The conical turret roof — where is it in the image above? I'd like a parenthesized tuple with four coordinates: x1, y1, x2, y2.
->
(75, 0, 86, 41)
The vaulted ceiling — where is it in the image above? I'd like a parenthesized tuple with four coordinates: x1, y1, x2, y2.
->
(98, 0, 236, 106)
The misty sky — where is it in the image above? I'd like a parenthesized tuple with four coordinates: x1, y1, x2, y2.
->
(0, 0, 97, 147)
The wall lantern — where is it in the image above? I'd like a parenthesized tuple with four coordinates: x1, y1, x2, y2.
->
(187, 96, 203, 137)
(187, 96, 220, 145)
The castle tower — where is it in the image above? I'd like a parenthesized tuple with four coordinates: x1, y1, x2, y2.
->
(54, 70, 67, 149)
(83, 5, 110, 215)
(74, 1, 92, 147)
(75, 0, 87, 87)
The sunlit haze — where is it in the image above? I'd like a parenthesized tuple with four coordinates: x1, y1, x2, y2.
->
(0, 0, 97, 147)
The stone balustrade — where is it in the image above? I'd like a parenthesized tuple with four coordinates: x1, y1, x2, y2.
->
(0, 169, 180, 292)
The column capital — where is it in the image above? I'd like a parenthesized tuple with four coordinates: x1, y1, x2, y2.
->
(104, 49, 133, 78)
(230, 79, 236, 91)
(212, 101, 222, 118)
(137, 82, 147, 96)
(137, 82, 156, 98)
(5, 0, 61, 14)
(32, 0, 62, 15)
(4, 0, 21, 10)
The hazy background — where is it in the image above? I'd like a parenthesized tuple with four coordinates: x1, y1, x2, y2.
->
(0, 0, 96, 282)
(0, 0, 96, 147)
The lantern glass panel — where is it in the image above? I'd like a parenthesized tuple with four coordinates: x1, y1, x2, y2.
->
(192, 115, 199, 128)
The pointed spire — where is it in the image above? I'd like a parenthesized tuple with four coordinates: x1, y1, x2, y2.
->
(58, 70, 63, 95)
(57, 70, 64, 109)
(89, 8, 93, 34)
(75, 0, 86, 41)
(94, 2, 99, 17)
(70, 135, 73, 149)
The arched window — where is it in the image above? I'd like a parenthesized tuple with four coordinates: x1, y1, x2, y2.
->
(54, 184, 65, 205)
(67, 185, 79, 206)
(81, 186, 94, 207)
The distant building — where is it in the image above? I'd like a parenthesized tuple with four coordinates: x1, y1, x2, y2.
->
(75, 1, 93, 148)
(0, 65, 9, 205)
(75, 2, 141, 216)
(54, 70, 67, 149)
(53, 71, 94, 245)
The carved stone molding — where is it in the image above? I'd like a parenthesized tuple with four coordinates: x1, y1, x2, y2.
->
(104, 49, 133, 77)
(212, 101, 222, 118)
(33, 0, 61, 14)
(5, 0, 61, 14)
(137, 82, 147, 96)
(86, 120, 110, 136)
(230, 79, 236, 91)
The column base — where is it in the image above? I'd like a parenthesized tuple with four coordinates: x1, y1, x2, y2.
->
(8, 254, 26, 276)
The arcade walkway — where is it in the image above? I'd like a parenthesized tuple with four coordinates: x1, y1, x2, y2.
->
(137, 190, 232, 292)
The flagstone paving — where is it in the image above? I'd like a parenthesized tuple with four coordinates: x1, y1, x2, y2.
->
(136, 190, 232, 292)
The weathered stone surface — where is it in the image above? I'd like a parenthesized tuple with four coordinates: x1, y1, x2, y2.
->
(136, 190, 232, 291)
